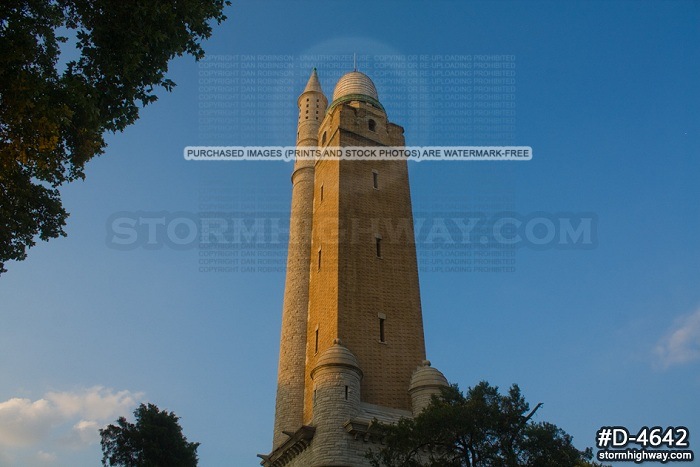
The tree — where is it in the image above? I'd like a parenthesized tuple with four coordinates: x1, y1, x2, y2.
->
(0, 0, 229, 274)
(100, 402, 200, 467)
(367, 382, 608, 467)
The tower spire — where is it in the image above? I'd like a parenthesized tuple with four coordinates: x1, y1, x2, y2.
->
(303, 67, 323, 94)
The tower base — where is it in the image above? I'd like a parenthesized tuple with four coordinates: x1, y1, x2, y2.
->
(259, 402, 411, 467)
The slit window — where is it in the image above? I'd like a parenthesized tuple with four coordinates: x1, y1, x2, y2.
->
(375, 236, 382, 258)
(379, 315, 386, 343)
(318, 248, 322, 270)
(372, 170, 379, 189)
(368, 119, 376, 131)
(320, 184, 324, 202)
(345, 385, 349, 400)
(315, 328, 319, 353)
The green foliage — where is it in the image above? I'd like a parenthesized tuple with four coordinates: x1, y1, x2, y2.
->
(100, 403, 200, 467)
(0, 0, 229, 274)
(367, 382, 607, 467)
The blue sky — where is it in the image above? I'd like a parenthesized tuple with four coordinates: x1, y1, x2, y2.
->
(1, 1, 699, 465)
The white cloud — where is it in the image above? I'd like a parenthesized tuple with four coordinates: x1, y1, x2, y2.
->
(654, 307, 700, 368)
(0, 386, 143, 449)
(64, 419, 102, 448)
(0, 398, 60, 446)
(45, 386, 140, 420)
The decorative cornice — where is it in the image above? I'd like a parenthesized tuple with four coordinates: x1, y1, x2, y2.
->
(343, 418, 385, 443)
(327, 94, 385, 114)
(258, 425, 315, 467)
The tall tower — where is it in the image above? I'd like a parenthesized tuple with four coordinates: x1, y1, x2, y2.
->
(262, 69, 447, 467)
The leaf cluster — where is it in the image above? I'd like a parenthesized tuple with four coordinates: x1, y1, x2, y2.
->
(0, 0, 229, 273)
(367, 382, 607, 467)
(100, 402, 199, 467)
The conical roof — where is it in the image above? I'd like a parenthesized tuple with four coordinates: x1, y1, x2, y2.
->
(303, 68, 324, 94)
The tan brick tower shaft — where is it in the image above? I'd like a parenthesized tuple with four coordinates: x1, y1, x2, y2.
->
(271, 69, 327, 449)
(263, 70, 446, 467)
(303, 72, 426, 422)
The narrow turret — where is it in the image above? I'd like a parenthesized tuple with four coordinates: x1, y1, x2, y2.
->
(271, 69, 327, 449)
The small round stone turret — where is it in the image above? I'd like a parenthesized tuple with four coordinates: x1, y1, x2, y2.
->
(408, 360, 448, 415)
(310, 339, 363, 465)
